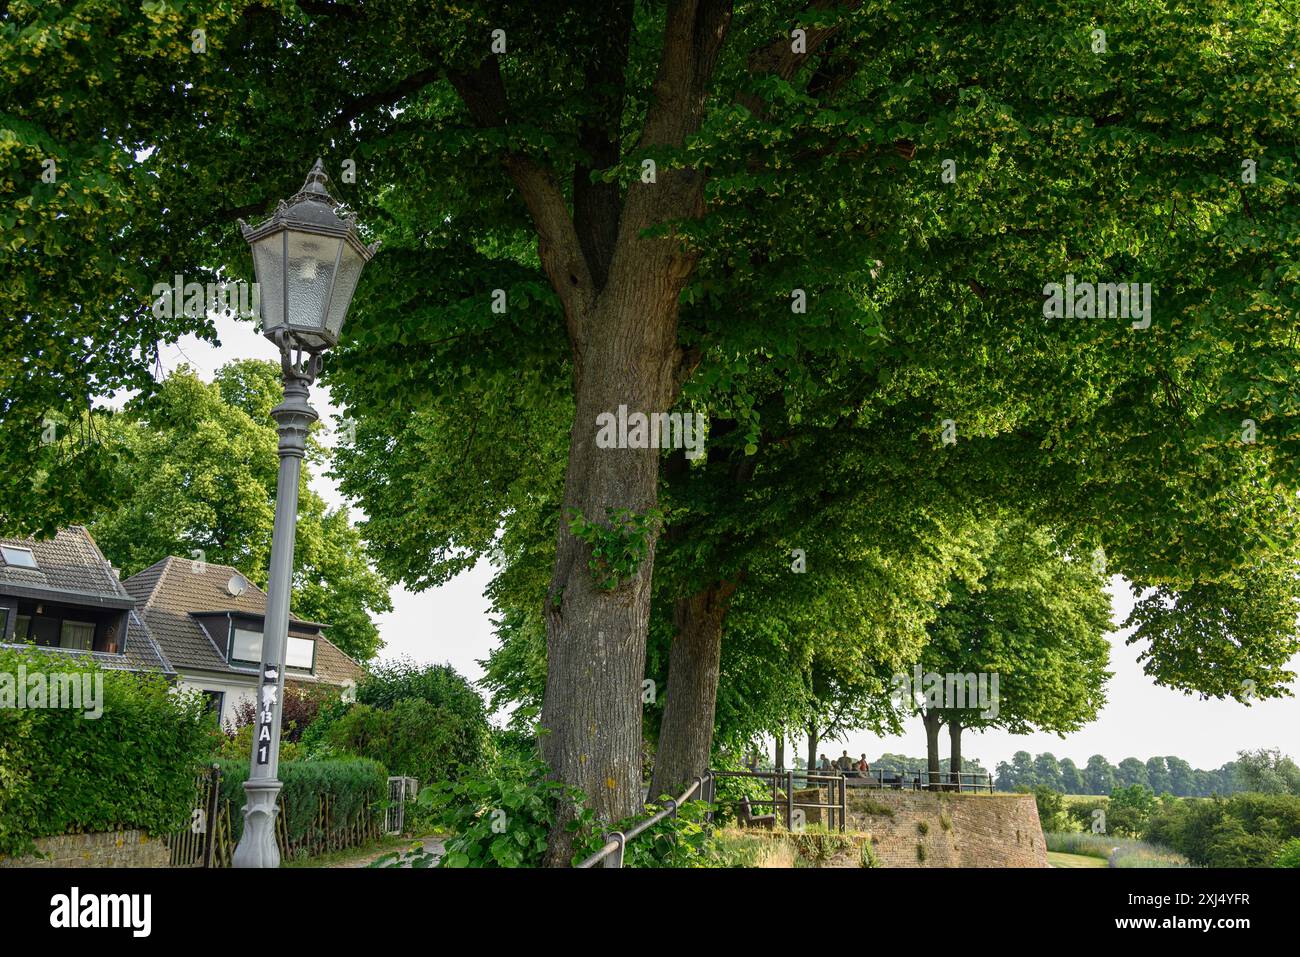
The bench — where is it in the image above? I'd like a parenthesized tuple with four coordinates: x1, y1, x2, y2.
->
(738, 796, 776, 830)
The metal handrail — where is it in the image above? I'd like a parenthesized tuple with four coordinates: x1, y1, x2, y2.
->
(576, 773, 711, 868)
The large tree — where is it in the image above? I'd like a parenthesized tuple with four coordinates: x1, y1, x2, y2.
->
(4, 0, 1299, 865)
(913, 521, 1113, 784)
(88, 361, 392, 661)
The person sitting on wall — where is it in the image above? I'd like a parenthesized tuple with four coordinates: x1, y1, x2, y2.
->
(838, 750, 855, 776)
(818, 753, 833, 774)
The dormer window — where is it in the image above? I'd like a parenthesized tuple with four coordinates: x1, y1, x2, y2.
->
(0, 546, 38, 569)
(230, 626, 316, 672)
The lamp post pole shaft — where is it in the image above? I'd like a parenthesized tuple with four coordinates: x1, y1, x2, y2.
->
(231, 375, 317, 868)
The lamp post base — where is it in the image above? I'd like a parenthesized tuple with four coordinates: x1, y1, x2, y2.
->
(231, 778, 283, 868)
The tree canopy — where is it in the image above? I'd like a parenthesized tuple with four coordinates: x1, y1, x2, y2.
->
(87, 360, 392, 661)
(3, 0, 1298, 859)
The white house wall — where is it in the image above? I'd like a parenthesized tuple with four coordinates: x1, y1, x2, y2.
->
(174, 675, 257, 727)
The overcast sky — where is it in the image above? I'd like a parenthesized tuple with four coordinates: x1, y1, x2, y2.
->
(147, 314, 1299, 773)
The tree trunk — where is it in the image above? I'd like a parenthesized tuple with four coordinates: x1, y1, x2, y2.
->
(923, 710, 944, 789)
(775, 731, 785, 771)
(649, 581, 737, 801)
(806, 722, 818, 778)
(948, 718, 963, 791)
(538, 279, 688, 866)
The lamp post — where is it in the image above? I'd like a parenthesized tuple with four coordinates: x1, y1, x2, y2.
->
(231, 160, 378, 868)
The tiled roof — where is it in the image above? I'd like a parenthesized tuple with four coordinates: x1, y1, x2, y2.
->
(0, 527, 175, 675)
(311, 633, 366, 685)
(3, 610, 176, 675)
(0, 526, 126, 600)
(122, 556, 364, 687)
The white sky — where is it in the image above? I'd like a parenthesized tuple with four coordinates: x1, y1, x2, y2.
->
(147, 314, 1299, 771)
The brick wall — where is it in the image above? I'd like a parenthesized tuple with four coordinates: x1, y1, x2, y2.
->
(846, 789, 1048, 867)
(0, 830, 170, 868)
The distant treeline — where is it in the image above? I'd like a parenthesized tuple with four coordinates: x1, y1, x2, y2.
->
(993, 751, 1239, 797)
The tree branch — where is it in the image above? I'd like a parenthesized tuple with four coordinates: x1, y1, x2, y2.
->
(450, 57, 595, 356)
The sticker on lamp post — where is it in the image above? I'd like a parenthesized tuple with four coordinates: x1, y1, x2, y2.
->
(256, 667, 279, 765)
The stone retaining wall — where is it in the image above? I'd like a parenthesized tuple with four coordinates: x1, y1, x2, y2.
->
(846, 789, 1048, 867)
(0, 830, 170, 868)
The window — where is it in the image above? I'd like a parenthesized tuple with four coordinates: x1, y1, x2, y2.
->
(0, 546, 38, 569)
(287, 636, 315, 670)
(15, 615, 30, 641)
(29, 617, 57, 647)
(201, 690, 225, 716)
(231, 627, 262, 664)
(60, 620, 95, 651)
(0, 608, 7, 640)
(230, 627, 314, 670)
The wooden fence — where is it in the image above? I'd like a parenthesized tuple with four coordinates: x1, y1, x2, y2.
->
(164, 764, 383, 867)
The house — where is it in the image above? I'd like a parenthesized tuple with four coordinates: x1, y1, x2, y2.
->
(122, 556, 365, 725)
(0, 527, 366, 725)
(0, 527, 174, 676)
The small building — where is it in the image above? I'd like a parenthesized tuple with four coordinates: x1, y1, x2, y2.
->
(122, 555, 364, 725)
(0, 527, 174, 676)
(0, 527, 365, 725)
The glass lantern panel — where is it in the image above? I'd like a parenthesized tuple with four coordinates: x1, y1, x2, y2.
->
(250, 232, 285, 332)
(284, 231, 341, 333)
(324, 242, 365, 340)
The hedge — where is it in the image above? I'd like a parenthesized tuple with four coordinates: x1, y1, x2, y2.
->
(215, 757, 387, 852)
(302, 660, 492, 787)
(0, 646, 214, 857)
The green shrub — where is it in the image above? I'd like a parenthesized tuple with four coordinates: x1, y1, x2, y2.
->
(1274, 837, 1300, 868)
(1107, 784, 1158, 836)
(214, 721, 305, 763)
(317, 697, 479, 787)
(1033, 786, 1074, 833)
(380, 750, 590, 868)
(859, 840, 878, 867)
(305, 660, 492, 787)
(0, 647, 215, 857)
(595, 798, 719, 868)
(216, 757, 386, 855)
(789, 826, 856, 866)
(1144, 793, 1300, 867)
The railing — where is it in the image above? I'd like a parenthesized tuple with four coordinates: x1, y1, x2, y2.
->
(710, 769, 848, 832)
(841, 769, 993, 792)
(576, 773, 715, 868)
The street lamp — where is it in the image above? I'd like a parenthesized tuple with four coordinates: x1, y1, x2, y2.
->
(231, 159, 378, 868)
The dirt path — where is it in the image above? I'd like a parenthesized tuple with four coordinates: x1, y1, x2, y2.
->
(327, 835, 446, 868)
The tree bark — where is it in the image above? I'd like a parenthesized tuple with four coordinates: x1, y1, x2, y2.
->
(648, 580, 737, 800)
(538, 287, 682, 865)
(948, 718, 963, 790)
(775, 731, 785, 771)
(806, 721, 819, 778)
(923, 710, 944, 789)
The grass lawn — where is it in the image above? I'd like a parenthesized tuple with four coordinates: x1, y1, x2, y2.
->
(1047, 850, 1108, 868)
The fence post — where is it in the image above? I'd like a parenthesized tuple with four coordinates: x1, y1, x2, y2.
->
(785, 770, 794, 830)
(839, 775, 847, 833)
(203, 764, 221, 868)
(601, 832, 625, 869)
